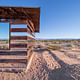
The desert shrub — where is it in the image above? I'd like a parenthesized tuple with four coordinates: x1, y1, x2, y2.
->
(6, 40, 9, 44)
(37, 45, 44, 48)
(27, 40, 35, 42)
(65, 44, 72, 47)
(47, 45, 61, 50)
(0, 45, 9, 50)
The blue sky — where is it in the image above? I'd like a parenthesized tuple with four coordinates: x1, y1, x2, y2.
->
(0, 0, 80, 39)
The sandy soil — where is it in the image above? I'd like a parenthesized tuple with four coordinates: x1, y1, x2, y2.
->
(0, 48, 80, 80)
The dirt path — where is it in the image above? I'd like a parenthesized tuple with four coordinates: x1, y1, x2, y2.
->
(0, 49, 80, 80)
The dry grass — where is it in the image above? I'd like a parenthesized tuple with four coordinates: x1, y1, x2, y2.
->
(0, 46, 9, 50)
(47, 45, 61, 50)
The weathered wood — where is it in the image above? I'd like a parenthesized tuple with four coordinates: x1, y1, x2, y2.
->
(11, 36, 35, 40)
(27, 43, 34, 48)
(11, 28, 35, 37)
(27, 46, 33, 54)
(11, 28, 27, 32)
(28, 20, 34, 30)
(10, 44, 27, 48)
(27, 36, 35, 40)
(0, 55, 27, 59)
(0, 6, 40, 32)
(0, 59, 26, 63)
(11, 36, 27, 40)
(27, 46, 33, 63)
(9, 23, 11, 50)
(0, 6, 40, 70)
(0, 21, 11, 23)
(10, 21, 26, 24)
(0, 51, 26, 55)
(26, 20, 35, 33)
(27, 29, 35, 37)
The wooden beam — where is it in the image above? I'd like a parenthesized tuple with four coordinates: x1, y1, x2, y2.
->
(10, 43, 27, 48)
(0, 20, 35, 33)
(11, 36, 35, 40)
(11, 28, 27, 32)
(9, 23, 11, 50)
(27, 46, 33, 62)
(0, 21, 10, 23)
(10, 20, 35, 36)
(27, 46, 33, 55)
(28, 20, 34, 30)
(10, 21, 26, 24)
(26, 20, 35, 33)
(0, 59, 26, 63)
(27, 43, 34, 48)
(11, 28, 35, 37)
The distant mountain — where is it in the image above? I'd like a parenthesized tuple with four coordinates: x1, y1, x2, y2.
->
(0, 38, 80, 41)
(0, 39, 9, 40)
(36, 38, 80, 40)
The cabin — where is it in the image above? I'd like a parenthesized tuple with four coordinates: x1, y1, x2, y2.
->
(0, 6, 40, 72)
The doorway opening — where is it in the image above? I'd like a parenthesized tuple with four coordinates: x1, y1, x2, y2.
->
(0, 22, 9, 50)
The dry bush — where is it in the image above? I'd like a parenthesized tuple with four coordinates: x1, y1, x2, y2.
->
(37, 45, 44, 49)
(65, 44, 72, 47)
(47, 45, 61, 50)
(0, 46, 9, 50)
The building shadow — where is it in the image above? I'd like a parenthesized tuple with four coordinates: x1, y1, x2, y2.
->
(0, 50, 27, 73)
(60, 50, 80, 61)
(35, 49, 80, 80)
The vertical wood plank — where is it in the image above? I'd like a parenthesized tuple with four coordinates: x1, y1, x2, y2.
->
(9, 23, 11, 50)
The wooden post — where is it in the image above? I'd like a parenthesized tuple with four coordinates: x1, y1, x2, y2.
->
(9, 23, 11, 50)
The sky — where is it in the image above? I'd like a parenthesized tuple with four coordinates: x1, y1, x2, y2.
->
(0, 0, 80, 39)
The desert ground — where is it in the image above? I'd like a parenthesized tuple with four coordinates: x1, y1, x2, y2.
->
(0, 40, 80, 80)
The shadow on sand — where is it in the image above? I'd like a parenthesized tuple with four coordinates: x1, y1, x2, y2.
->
(60, 50, 80, 61)
(0, 51, 27, 73)
(35, 49, 80, 80)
